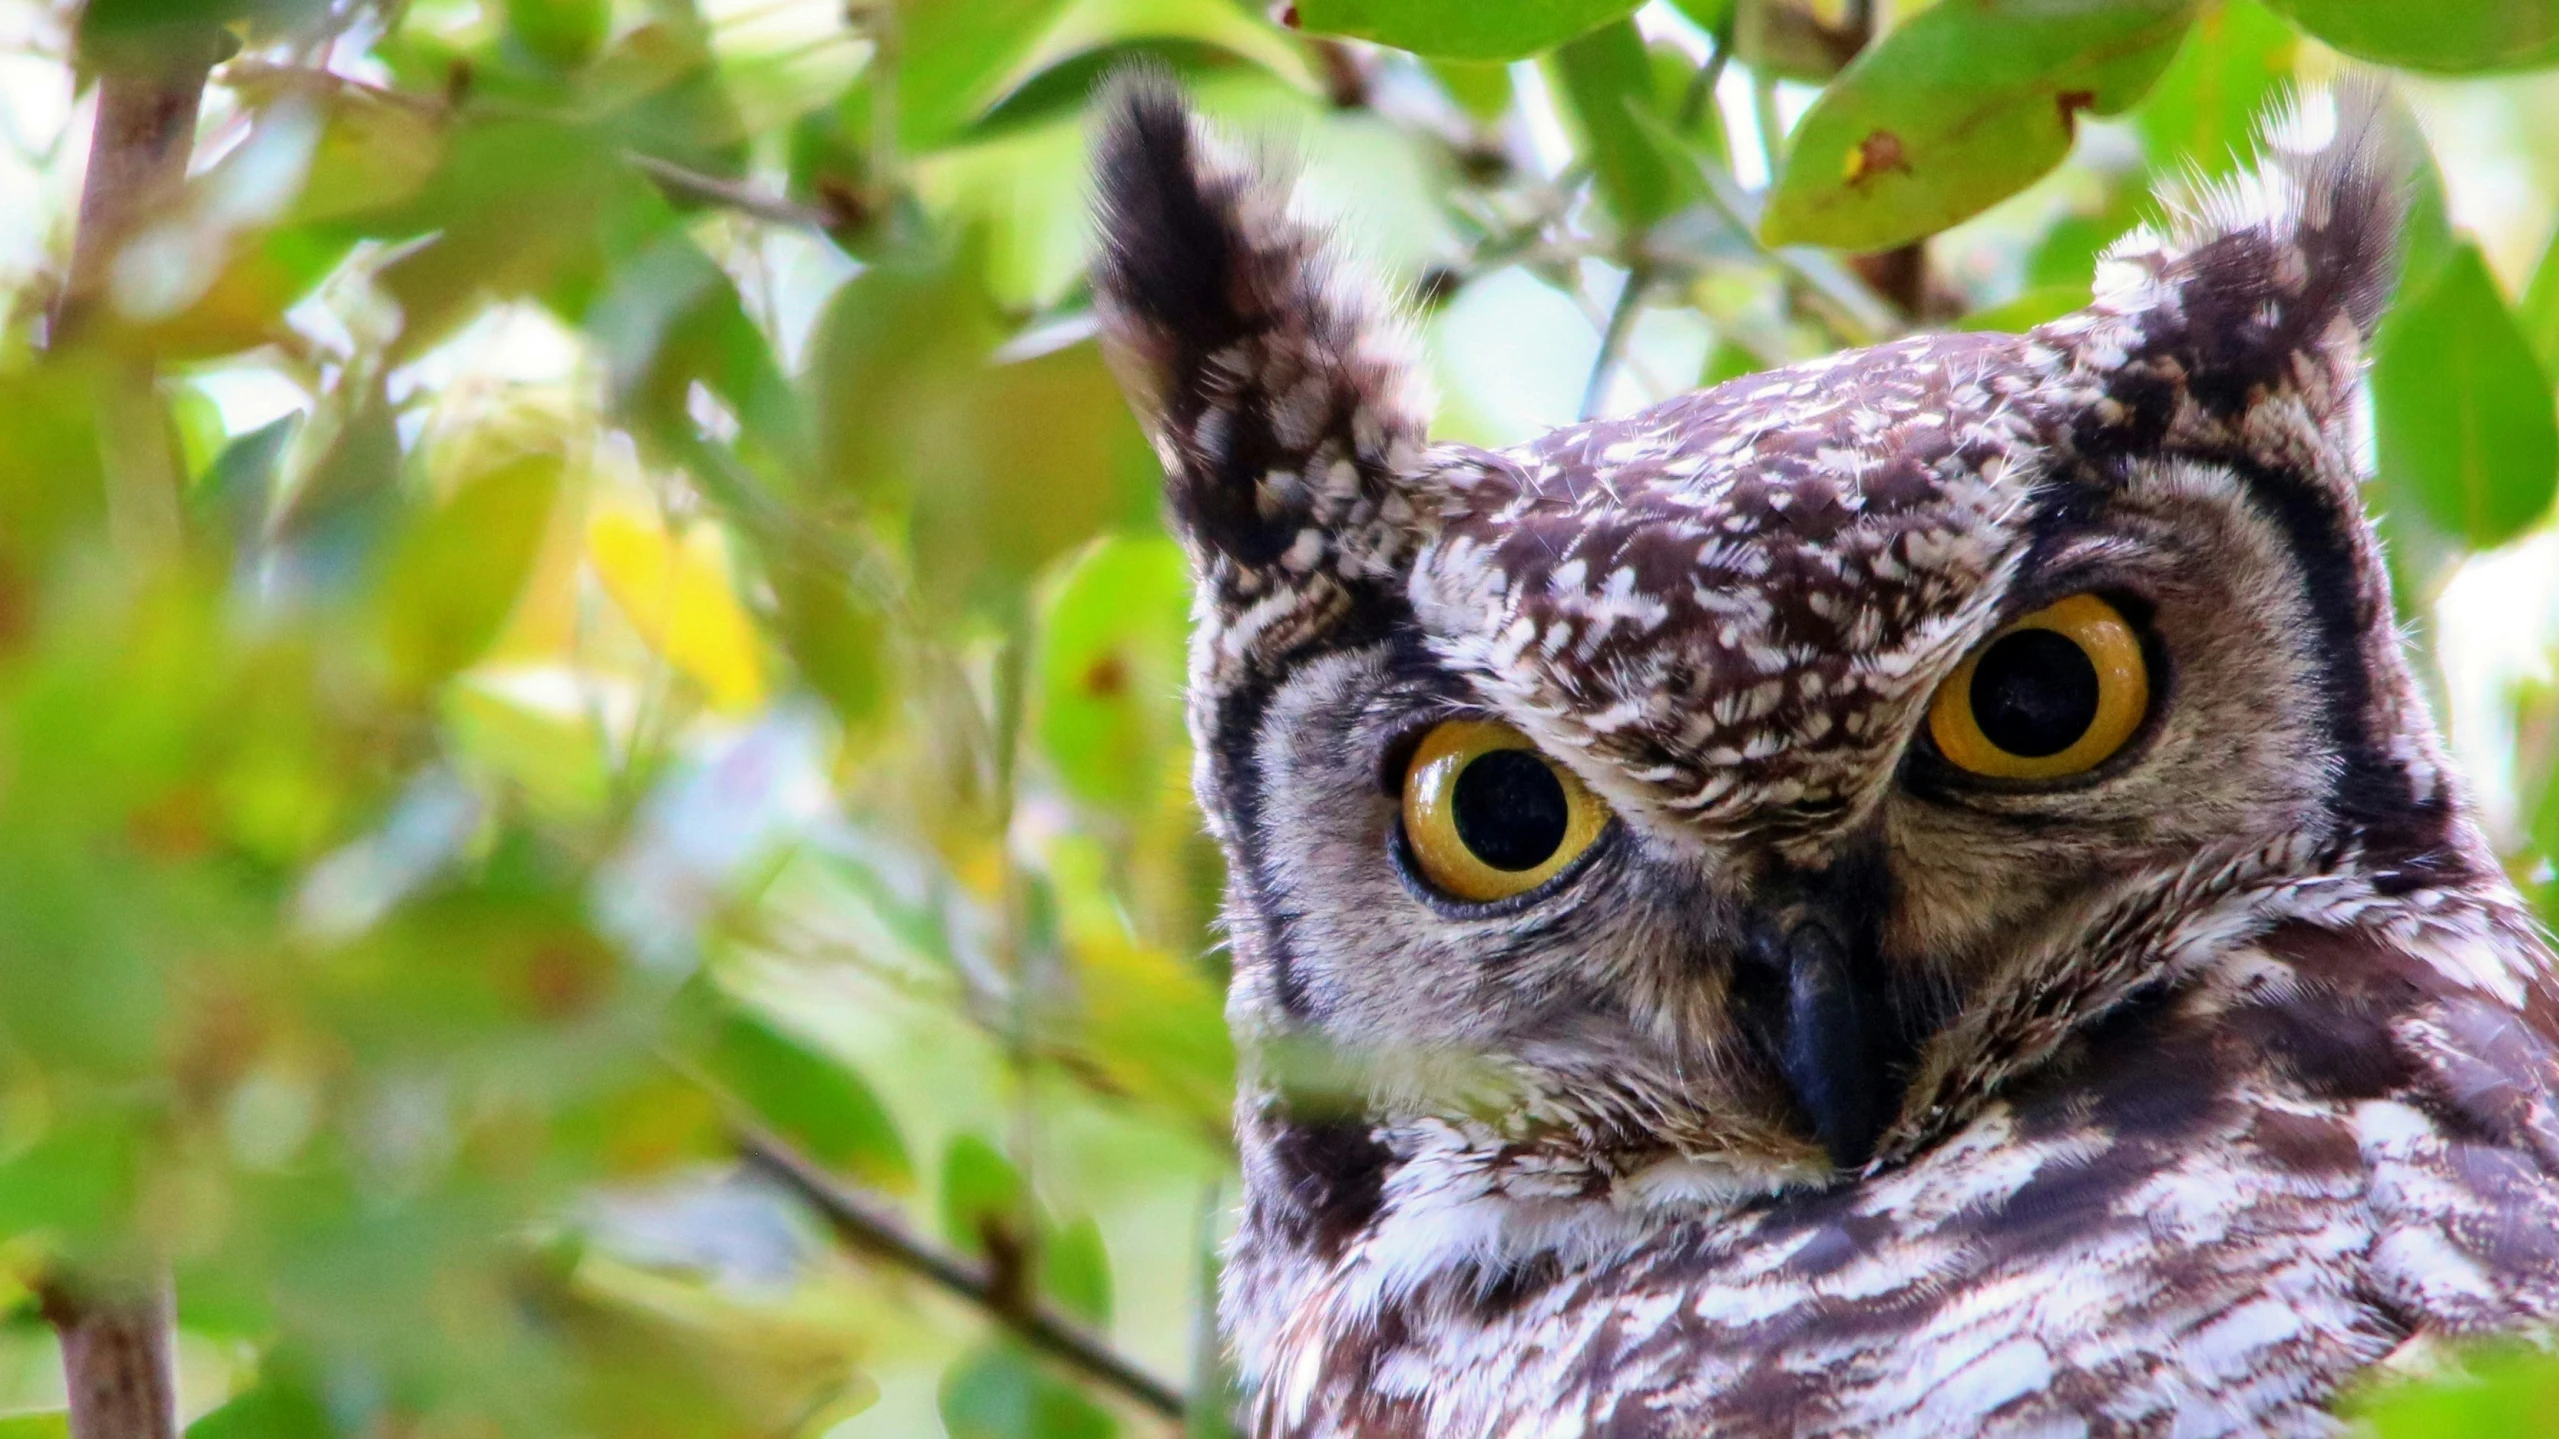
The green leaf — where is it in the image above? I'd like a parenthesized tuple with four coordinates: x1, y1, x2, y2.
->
(2522, 225, 2559, 376)
(902, 337, 1162, 615)
(970, 39, 1268, 141)
(271, 384, 407, 596)
(443, 673, 614, 825)
(1036, 535, 1190, 813)
(2371, 242, 2559, 550)
(940, 1341, 1116, 1439)
(2347, 1341, 2559, 1436)
(78, 1, 295, 69)
(1762, 0, 2196, 251)
(506, 0, 610, 70)
(2264, 0, 2559, 73)
(898, 0, 1078, 149)
(186, 1377, 333, 1439)
(689, 986, 911, 1188)
(1547, 20, 1686, 230)
(2023, 182, 2145, 290)
(374, 453, 561, 692)
(1701, 339, 1760, 387)
(767, 536, 891, 732)
(0, 1416, 68, 1439)
(586, 231, 810, 473)
(1957, 283, 2089, 332)
(2132, 0, 2296, 177)
(1042, 1214, 1112, 1327)
(356, 119, 669, 360)
(188, 414, 294, 562)
(1668, 0, 1734, 33)
(1427, 58, 1515, 121)
(1293, 0, 1640, 61)
(806, 241, 1003, 510)
(939, 1133, 1028, 1258)
(227, 59, 444, 225)
(2401, 141, 2461, 294)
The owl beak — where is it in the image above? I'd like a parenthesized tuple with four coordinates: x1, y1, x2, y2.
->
(1733, 858, 1907, 1171)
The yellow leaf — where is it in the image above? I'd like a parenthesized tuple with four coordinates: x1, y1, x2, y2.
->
(586, 504, 766, 712)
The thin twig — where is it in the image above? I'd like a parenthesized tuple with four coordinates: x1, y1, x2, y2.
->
(1580, 260, 1651, 420)
(625, 152, 839, 231)
(1674, 28, 1732, 135)
(734, 1124, 1190, 1423)
(1627, 106, 1899, 345)
(38, 1277, 177, 1439)
(217, 58, 446, 116)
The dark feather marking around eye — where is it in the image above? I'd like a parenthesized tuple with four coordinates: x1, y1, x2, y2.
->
(1226, 614, 1417, 1019)
(2202, 449, 2458, 883)
(1213, 665, 1304, 1015)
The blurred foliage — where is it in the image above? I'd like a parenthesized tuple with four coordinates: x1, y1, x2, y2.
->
(0, 0, 2547, 1435)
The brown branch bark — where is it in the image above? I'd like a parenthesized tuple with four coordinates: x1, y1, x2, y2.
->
(38, 1278, 178, 1439)
(51, 29, 223, 344)
(34, 26, 222, 1433)
(1849, 242, 1931, 320)
(734, 1124, 1190, 1423)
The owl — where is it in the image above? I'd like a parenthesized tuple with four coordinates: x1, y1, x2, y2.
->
(1091, 73, 2559, 1437)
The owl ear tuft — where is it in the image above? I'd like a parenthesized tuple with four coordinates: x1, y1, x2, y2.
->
(2089, 78, 2410, 419)
(1090, 70, 1431, 579)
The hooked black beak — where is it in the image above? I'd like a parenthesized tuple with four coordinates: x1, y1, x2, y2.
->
(1731, 849, 1910, 1171)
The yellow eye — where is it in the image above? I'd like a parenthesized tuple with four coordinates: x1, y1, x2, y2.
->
(1928, 593, 2150, 781)
(1401, 720, 1609, 904)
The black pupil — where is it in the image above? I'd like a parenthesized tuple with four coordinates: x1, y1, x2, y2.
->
(1969, 629, 2102, 759)
(1451, 749, 1571, 872)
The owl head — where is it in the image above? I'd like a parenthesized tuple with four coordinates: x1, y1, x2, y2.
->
(1092, 75, 2473, 1194)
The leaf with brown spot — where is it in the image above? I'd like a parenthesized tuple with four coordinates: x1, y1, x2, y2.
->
(1765, 0, 2197, 251)
(1844, 129, 1909, 187)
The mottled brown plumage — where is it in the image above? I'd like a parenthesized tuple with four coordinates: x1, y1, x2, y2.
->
(1093, 73, 2559, 1436)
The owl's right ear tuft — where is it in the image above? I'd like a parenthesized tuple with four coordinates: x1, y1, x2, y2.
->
(2080, 79, 2410, 426)
(1090, 70, 1430, 579)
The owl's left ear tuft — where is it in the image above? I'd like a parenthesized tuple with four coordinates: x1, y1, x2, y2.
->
(2087, 78, 2411, 418)
(1090, 70, 1431, 578)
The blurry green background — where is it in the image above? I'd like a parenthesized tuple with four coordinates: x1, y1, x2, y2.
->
(0, 0, 2554, 1434)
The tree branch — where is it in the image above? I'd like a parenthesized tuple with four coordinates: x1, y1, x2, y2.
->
(38, 1278, 177, 1439)
(34, 27, 215, 1432)
(1849, 242, 1932, 319)
(734, 1124, 1190, 1423)
(33, 25, 214, 1437)
(52, 30, 223, 344)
